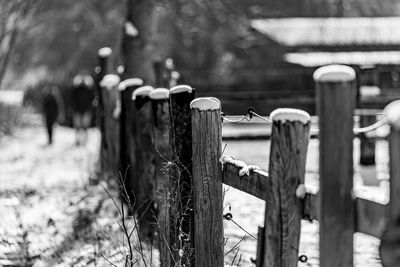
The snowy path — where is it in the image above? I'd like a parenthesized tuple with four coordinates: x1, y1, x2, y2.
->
(0, 120, 100, 266)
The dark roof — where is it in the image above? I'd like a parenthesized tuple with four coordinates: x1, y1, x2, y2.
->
(251, 17, 400, 48)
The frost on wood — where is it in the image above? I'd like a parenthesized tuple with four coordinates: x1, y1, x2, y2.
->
(100, 74, 120, 90)
(113, 99, 121, 119)
(132, 86, 153, 100)
(124, 21, 139, 37)
(384, 100, 400, 130)
(118, 78, 144, 91)
(220, 156, 261, 177)
(190, 97, 220, 110)
(149, 88, 170, 100)
(313, 64, 356, 82)
(97, 47, 112, 58)
(295, 184, 307, 199)
(170, 85, 193, 94)
(269, 108, 310, 124)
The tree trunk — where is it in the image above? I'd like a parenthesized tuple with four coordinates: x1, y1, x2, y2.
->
(122, 0, 176, 84)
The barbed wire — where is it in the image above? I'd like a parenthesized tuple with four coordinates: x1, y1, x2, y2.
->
(222, 108, 388, 135)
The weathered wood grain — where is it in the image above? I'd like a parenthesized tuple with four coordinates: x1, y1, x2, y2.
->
(191, 98, 224, 267)
(150, 89, 172, 267)
(169, 86, 195, 265)
(314, 65, 356, 267)
(262, 109, 310, 267)
(222, 162, 268, 200)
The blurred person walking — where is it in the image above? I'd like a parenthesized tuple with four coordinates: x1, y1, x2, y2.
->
(42, 86, 64, 145)
(71, 74, 94, 146)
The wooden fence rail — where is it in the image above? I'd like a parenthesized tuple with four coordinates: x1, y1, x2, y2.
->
(94, 52, 400, 267)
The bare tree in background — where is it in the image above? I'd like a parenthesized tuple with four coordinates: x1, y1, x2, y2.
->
(0, 0, 34, 90)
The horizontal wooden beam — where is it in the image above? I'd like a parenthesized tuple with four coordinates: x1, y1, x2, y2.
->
(303, 192, 387, 238)
(355, 197, 387, 238)
(222, 162, 269, 201)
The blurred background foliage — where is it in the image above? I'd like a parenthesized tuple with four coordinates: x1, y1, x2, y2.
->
(1, 0, 125, 91)
(0, 0, 399, 92)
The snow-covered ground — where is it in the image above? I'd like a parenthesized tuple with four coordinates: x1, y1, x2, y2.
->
(0, 113, 389, 266)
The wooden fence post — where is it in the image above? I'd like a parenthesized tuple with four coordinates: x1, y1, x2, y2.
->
(95, 47, 112, 172)
(132, 86, 156, 240)
(169, 85, 195, 265)
(191, 97, 223, 267)
(359, 86, 381, 165)
(314, 65, 356, 267)
(149, 88, 172, 266)
(262, 108, 310, 267)
(118, 78, 144, 205)
(99, 74, 121, 177)
(380, 100, 400, 266)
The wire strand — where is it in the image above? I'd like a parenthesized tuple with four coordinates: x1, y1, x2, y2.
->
(353, 117, 388, 134)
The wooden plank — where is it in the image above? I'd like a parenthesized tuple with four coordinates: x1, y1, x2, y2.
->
(100, 74, 120, 177)
(95, 47, 112, 172)
(169, 85, 195, 266)
(263, 108, 311, 267)
(118, 79, 143, 209)
(380, 100, 400, 266)
(355, 197, 387, 238)
(222, 160, 269, 200)
(132, 86, 156, 240)
(314, 65, 356, 267)
(191, 97, 224, 267)
(150, 88, 172, 267)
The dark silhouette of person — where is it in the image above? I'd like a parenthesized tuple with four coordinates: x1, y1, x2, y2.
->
(42, 86, 64, 145)
(71, 74, 94, 145)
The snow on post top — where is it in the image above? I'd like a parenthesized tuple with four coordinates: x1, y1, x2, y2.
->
(384, 100, 400, 130)
(118, 78, 144, 91)
(190, 97, 221, 110)
(270, 108, 310, 124)
(132, 86, 153, 100)
(100, 74, 120, 90)
(313, 64, 356, 82)
(98, 47, 112, 58)
(170, 85, 193, 94)
(149, 88, 170, 100)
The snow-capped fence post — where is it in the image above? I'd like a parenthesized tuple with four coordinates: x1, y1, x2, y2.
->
(262, 108, 310, 267)
(99, 74, 121, 177)
(314, 65, 356, 267)
(169, 85, 195, 265)
(118, 78, 143, 206)
(131, 86, 156, 240)
(95, 47, 112, 172)
(380, 100, 400, 266)
(191, 97, 224, 267)
(149, 88, 172, 266)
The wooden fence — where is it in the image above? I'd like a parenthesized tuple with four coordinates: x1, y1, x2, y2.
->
(95, 48, 400, 267)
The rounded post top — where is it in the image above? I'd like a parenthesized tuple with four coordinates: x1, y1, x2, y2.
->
(170, 85, 193, 94)
(384, 100, 400, 130)
(313, 64, 356, 82)
(132, 85, 153, 100)
(100, 74, 120, 90)
(118, 78, 144, 91)
(190, 97, 221, 111)
(149, 88, 170, 100)
(270, 108, 310, 124)
(98, 47, 112, 58)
